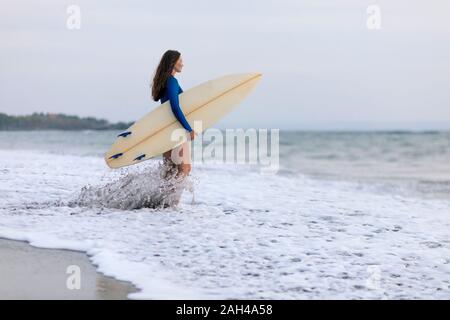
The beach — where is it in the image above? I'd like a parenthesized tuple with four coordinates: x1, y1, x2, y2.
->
(0, 238, 137, 299)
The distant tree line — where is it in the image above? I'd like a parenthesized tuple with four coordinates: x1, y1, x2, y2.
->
(0, 112, 134, 130)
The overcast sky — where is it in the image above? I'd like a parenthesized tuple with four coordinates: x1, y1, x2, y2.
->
(1, 0, 450, 130)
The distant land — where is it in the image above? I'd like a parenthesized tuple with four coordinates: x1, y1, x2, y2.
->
(0, 112, 134, 130)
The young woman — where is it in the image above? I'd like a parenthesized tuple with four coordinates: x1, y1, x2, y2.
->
(151, 50, 196, 180)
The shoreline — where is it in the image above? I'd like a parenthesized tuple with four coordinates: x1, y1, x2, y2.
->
(0, 238, 138, 299)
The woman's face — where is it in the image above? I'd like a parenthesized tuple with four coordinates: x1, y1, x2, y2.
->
(174, 56, 183, 73)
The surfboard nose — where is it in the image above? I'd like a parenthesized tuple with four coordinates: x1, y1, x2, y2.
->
(247, 72, 262, 78)
(239, 72, 262, 80)
(247, 72, 263, 85)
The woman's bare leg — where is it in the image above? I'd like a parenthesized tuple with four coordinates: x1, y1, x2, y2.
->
(162, 149, 177, 179)
(160, 141, 191, 206)
(171, 141, 191, 205)
(176, 140, 192, 178)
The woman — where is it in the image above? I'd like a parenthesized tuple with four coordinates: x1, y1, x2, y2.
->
(151, 50, 196, 181)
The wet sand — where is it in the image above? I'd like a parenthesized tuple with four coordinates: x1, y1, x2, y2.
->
(0, 238, 138, 299)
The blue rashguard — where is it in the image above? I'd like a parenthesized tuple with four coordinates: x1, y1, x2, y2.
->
(160, 75, 193, 132)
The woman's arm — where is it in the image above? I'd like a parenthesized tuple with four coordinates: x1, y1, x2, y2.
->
(166, 77, 192, 132)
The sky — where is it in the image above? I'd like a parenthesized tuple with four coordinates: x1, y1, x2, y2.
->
(1, 0, 450, 130)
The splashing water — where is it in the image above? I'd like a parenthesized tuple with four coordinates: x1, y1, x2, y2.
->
(68, 161, 195, 210)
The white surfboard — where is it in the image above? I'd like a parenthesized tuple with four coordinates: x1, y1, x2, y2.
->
(104, 72, 262, 169)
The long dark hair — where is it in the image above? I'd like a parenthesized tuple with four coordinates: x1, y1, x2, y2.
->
(151, 50, 181, 101)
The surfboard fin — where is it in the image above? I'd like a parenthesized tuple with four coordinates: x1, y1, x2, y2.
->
(134, 154, 146, 161)
(117, 131, 132, 138)
(109, 152, 123, 159)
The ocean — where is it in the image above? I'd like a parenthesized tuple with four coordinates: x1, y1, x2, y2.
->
(0, 130, 449, 299)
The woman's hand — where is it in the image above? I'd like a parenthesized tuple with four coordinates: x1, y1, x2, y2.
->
(189, 130, 197, 141)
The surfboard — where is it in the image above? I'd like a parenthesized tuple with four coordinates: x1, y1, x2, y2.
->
(104, 72, 262, 169)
